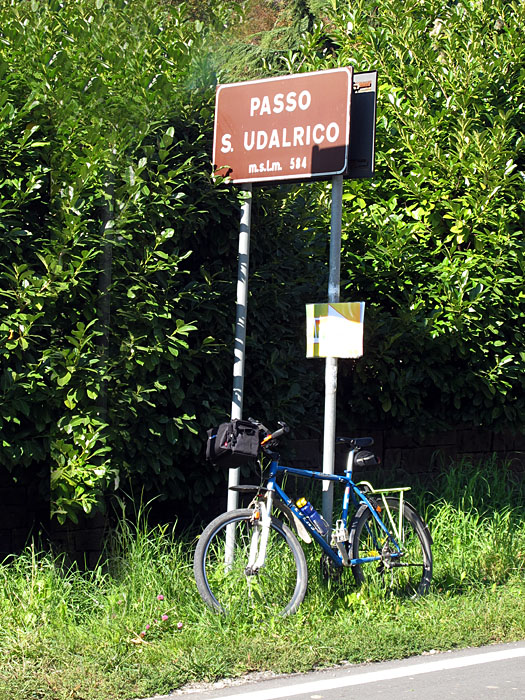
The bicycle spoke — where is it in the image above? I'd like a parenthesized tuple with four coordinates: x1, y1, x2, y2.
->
(351, 497, 432, 597)
(194, 509, 307, 616)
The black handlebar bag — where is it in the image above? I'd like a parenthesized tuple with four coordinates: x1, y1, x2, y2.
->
(206, 420, 261, 467)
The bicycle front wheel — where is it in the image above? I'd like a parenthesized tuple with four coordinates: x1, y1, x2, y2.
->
(349, 497, 432, 597)
(194, 508, 308, 616)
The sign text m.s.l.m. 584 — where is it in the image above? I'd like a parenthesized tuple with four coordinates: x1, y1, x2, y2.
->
(212, 68, 353, 184)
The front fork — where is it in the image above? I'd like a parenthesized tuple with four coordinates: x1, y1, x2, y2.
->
(245, 491, 274, 575)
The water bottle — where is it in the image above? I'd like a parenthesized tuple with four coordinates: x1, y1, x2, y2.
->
(296, 497, 329, 536)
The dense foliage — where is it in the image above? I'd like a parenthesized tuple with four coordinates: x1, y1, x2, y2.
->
(0, 0, 232, 521)
(0, 0, 523, 522)
(216, 0, 524, 433)
(328, 0, 525, 432)
(0, 0, 325, 522)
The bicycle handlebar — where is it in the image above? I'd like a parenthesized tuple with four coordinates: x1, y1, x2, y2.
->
(248, 418, 290, 446)
(247, 418, 373, 450)
(260, 421, 289, 445)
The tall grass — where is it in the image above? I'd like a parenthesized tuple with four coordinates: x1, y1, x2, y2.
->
(426, 459, 525, 593)
(0, 460, 523, 700)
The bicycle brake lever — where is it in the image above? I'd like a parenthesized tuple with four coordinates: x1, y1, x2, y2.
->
(248, 417, 269, 433)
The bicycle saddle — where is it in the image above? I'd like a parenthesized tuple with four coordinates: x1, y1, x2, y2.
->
(336, 436, 374, 448)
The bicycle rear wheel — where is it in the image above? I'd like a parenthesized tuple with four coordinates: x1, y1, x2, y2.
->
(349, 497, 432, 597)
(194, 508, 308, 616)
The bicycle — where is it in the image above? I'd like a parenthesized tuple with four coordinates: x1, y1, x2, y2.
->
(194, 419, 433, 616)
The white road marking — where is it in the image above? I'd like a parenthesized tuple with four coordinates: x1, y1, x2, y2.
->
(207, 647, 525, 700)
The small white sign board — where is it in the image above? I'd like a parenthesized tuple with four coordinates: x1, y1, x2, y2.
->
(306, 302, 365, 358)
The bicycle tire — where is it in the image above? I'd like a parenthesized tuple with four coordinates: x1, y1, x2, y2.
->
(349, 497, 432, 597)
(194, 508, 308, 616)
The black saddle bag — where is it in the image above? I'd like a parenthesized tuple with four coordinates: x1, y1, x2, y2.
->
(354, 450, 380, 468)
(206, 419, 261, 468)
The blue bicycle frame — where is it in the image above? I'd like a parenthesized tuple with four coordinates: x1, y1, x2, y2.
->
(264, 456, 404, 568)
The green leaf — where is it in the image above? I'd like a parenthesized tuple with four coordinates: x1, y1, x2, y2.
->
(57, 372, 72, 387)
(381, 396, 392, 412)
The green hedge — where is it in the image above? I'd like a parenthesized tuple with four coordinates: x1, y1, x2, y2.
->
(0, 0, 235, 521)
(0, 0, 326, 522)
(331, 0, 525, 432)
(0, 0, 523, 523)
(216, 0, 524, 434)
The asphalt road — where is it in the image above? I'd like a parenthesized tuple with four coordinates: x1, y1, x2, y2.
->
(140, 641, 525, 700)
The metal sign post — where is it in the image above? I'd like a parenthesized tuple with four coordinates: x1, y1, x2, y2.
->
(225, 184, 252, 559)
(321, 174, 343, 531)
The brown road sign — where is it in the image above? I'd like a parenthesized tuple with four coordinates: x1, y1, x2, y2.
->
(213, 68, 353, 184)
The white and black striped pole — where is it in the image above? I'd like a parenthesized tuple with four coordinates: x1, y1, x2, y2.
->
(226, 183, 252, 559)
